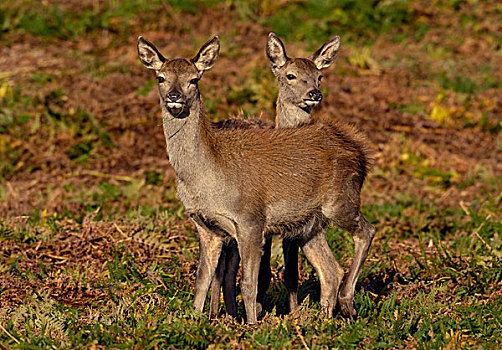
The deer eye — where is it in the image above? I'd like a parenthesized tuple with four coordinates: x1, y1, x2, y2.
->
(318, 75, 323, 82)
(156, 76, 165, 83)
(190, 78, 199, 85)
(286, 74, 296, 80)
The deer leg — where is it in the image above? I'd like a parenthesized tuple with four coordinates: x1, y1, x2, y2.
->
(222, 239, 240, 318)
(223, 235, 270, 318)
(193, 223, 224, 313)
(256, 235, 272, 316)
(338, 213, 375, 318)
(300, 231, 344, 317)
(283, 237, 299, 312)
(236, 223, 264, 323)
(209, 242, 227, 318)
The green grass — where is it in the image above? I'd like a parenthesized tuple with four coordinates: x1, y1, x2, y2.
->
(389, 99, 427, 116)
(0, 82, 113, 178)
(0, 84, 34, 179)
(233, 0, 419, 44)
(0, 0, 218, 41)
(1, 183, 500, 348)
(2, 259, 500, 348)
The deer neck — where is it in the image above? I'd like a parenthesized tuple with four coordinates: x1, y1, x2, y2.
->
(275, 92, 312, 128)
(161, 98, 214, 181)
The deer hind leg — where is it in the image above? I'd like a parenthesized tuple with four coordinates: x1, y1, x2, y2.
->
(222, 239, 240, 318)
(282, 237, 299, 312)
(337, 213, 375, 318)
(326, 179, 376, 318)
(283, 218, 320, 313)
(236, 222, 265, 323)
(256, 235, 272, 316)
(193, 222, 224, 313)
(300, 231, 344, 317)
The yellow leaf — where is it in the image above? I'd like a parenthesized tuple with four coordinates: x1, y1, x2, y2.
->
(429, 103, 452, 126)
(0, 82, 13, 99)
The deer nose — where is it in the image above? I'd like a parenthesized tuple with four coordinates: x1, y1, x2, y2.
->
(168, 91, 182, 102)
(308, 89, 322, 101)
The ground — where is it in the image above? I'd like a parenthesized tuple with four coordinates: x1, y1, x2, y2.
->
(0, 0, 501, 348)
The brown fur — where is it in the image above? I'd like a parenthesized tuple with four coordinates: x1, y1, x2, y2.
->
(214, 118, 268, 129)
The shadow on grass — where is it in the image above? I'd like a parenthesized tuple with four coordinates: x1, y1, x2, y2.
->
(259, 268, 404, 319)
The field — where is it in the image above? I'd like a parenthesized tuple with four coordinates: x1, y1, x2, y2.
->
(1, 0, 501, 348)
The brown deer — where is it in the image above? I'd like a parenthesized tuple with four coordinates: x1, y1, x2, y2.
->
(209, 32, 342, 318)
(137, 35, 375, 323)
(267, 32, 342, 314)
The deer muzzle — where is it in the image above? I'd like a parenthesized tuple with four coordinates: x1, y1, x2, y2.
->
(303, 89, 322, 107)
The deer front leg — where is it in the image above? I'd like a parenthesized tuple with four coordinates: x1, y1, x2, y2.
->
(237, 223, 265, 324)
(282, 237, 299, 312)
(193, 222, 224, 313)
(301, 232, 344, 317)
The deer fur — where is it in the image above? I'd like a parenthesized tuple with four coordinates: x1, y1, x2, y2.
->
(137, 35, 375, 323)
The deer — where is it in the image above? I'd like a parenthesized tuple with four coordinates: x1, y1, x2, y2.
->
(208, 32, 342, 318)
(267, 32, 347, 314)
(137, 35, 375, 323)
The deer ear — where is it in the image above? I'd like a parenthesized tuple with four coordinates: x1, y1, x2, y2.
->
(137, 36, 166, 71)
(266, 32, 288, 69)
(311, 36, 340, 70)
(192, 36, 220, 72)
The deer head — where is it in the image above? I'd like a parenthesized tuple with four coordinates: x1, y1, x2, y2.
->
(137, 36, 220, 119)
(266, 32, 340, 111)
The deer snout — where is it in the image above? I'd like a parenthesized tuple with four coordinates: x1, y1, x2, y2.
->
(168, 90, 182, 102)
(165, 89, 188, 117)
(308, 89, 322, 102)
(166, 90, 185, 111)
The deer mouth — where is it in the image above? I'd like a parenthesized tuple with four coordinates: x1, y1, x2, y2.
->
(165, 102, 189, 119)
(303, 99, 321, 107)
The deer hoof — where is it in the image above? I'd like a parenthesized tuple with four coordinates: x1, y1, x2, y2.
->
(256, 302, 263, 316)
(320, 305, 333, 318)
(339, 297, 357, 319)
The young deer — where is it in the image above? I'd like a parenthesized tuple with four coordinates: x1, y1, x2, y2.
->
(267, 32, 340, 129)
(137, 36, 375, 323)
(267, 32, 343, 313)
(209, 32, 342, 318)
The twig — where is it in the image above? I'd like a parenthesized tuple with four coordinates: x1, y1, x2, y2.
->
(158, 116, 176, 126)
(113, 222, 128, 239)
(0, 68, 33, 80)
(459, 200, 470, 216)
(0, 323, 20, 344)
(471, 215, 502, 259)
(156, 276, 169, 292)
(66, 170, 135, 182)
(296, 325, 310, 350)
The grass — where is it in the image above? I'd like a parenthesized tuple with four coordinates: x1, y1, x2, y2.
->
(234, 0, 419, 44)
(0, 0, 218, 41)
(1, 0, 502, 348)
(1, 175, 500, 348)
(0, 81, 113, 179)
